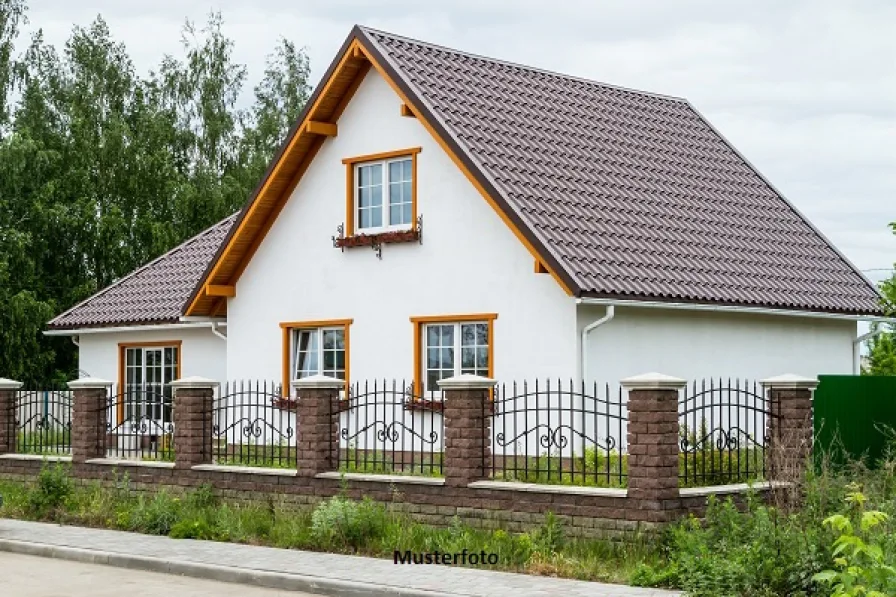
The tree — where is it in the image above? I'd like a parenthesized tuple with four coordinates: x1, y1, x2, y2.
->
(863, 222, 896, 375)
(0, 2, 311, 384)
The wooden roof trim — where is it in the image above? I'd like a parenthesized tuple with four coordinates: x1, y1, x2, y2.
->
(185, 28, 577, 317)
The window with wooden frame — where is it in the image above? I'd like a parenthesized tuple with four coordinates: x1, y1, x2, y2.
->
(342, 148, 420, 235)
(410, 314, 496, 398)
(116, 341, 181, 425)
(280, 319, 352, 395)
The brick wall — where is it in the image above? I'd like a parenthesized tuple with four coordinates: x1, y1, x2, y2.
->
(0, 372, 803, 539)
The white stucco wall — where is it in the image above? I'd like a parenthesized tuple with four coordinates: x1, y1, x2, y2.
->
(578, 304, 857, 385)
(226, 68, 576, 385)
(77, 325, 227, 386)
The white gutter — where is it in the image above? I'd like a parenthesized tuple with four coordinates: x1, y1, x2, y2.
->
(576, 297, 896, 324)
(44, 322, 221, 336)
(71, 335, 79, 347)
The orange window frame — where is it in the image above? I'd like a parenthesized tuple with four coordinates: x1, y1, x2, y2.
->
(410, 314, 497, 397)
(342, 147, 421, 236)
(280, 319, 353, 397)
(117, 341, 183, 422)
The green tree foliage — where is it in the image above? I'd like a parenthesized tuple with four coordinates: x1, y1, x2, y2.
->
(864, 222, 896, 376)
(0, 2, 310, 384)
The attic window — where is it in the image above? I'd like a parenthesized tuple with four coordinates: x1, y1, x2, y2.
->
(342, 148, 420, 235)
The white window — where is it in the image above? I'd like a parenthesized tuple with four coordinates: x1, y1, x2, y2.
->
(124, 346, 177, 423)
(292, 327, 346, 380)
(423, 322, 489, 393)
(356, 157, 413, 232)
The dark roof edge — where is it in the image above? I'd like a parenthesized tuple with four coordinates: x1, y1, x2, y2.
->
(682, 99, 884, 303)
(47, 215, 238, 329)
(358, 25, 689, 105)
(579, 290, 885, 317)
(357, 26, 583, 296)
(182, 29, 362, 314)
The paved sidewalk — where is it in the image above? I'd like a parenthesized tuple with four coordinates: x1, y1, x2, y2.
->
(0, 519, 680, 597)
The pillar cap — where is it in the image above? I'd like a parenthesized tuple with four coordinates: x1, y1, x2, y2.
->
(68, 377, 113, 389)
(760, 374, 818, 390)
(170, 376, 220, 389)
(291, 375, 345, 389)
(620, 372, 687, 390)
(0, 378, 23, 390)
(437, 374, 497, 390)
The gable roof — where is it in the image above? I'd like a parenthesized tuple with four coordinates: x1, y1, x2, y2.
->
(47, 214, 237, 330)
(183, 26, 883, 317)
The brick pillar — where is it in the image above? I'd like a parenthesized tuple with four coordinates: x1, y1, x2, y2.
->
(0, 378, 24, 454)
(292, 375, 343, 477)
(171, 376, 218, 469)
(761, 374, 817, 483)
(623, 372, 686, 523)
(68, 378, 112, 464)
(440, 374, 496, 487)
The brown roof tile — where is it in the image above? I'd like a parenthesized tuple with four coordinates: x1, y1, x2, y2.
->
(47, 215, 237, 329)
(361, 27, 882, 315)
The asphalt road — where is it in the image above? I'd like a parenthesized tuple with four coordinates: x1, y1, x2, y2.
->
(0, 552, 321, 596)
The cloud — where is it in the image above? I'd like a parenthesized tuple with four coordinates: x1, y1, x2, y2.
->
(19, 0, 896, 275)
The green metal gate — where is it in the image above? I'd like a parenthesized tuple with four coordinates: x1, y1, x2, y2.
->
(814, 375, 896, 468)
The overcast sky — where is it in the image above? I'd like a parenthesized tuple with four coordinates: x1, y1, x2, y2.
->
(21, 0, 896, 282)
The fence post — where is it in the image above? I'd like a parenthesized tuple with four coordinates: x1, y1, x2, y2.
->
(761, 374, 817, 484)
(622, 372, 686, 523)
(0, 378, 23, 454)
(171, 376, 218, 469)
(68, 377, 112, 464)
(440, 374, 497, 487)
(292, 375, 344, 477)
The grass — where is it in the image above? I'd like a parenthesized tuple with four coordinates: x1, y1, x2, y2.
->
(3, 446, 896, 595)
(0, 464, 661, 585)
(212, 442, 296, 469)
(15, 428, 72, 455)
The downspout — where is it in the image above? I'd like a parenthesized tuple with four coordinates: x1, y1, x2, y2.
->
(580, 305, 615, 385)
(210, 321, 227, 342)
(71, 335, 80, 347)
(853, 327, 886, 374)
(577, 304, 615, 461)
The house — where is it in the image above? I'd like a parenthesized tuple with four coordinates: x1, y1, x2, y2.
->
(46, 26, 884, 421)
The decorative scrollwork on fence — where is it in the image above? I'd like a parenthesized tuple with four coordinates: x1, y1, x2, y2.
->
(495, 423, 617, 453)
(211, 417, 294, 442)
(336, 380, 444, 476)
(679, 426, 765, 453)
(340, 420, 439, 446)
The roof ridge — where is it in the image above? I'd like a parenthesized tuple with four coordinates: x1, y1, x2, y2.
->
(358, 25, 689, 105)
(47, 213, 238, 327)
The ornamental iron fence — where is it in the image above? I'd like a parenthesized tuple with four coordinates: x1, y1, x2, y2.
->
(334, 379, 443, 477)
(489, 380, 628, 487)
(13, 386, 72, 455)
(102, 386, 174, 461)
(210, 380, 295, 468)
(678, 378, 778, 487)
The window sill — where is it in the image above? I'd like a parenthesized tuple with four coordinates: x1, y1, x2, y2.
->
(404, 398, 444, 413)
(403, 399, 495, 414)
(335, 228, 420, 248)
(332, 217, 423, 259)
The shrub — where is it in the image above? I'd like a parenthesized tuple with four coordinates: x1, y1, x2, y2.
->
(310, 495, 389, 550)
(25, 463, 73, 519)
(813, 485, 896, 596)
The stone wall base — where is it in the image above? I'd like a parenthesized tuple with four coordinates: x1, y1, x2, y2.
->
(0, 458, 773, 540)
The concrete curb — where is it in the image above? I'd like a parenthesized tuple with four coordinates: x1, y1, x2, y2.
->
(0, 538, 460, 597)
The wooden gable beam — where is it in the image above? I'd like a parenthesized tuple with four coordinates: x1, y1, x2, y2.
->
(305, 121, 338, 136)
(206, 284, 236, 297)
(400, 103, 416, 118)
